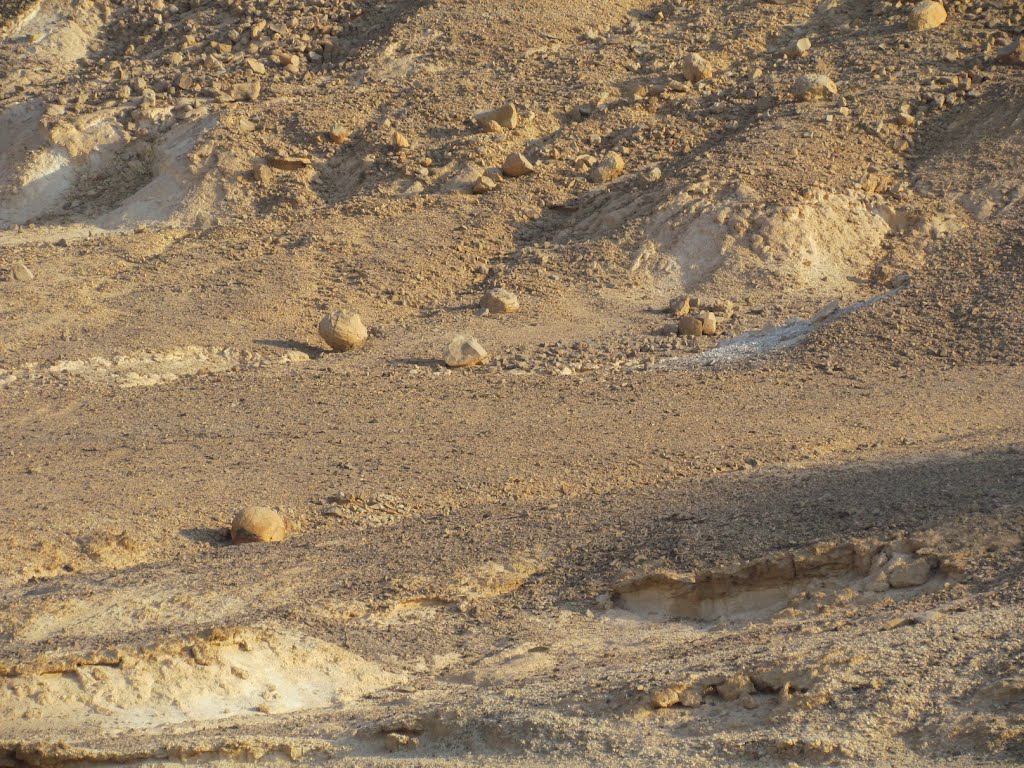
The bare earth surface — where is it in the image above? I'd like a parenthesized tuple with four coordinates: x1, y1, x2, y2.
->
(1, 0, 1023, 765)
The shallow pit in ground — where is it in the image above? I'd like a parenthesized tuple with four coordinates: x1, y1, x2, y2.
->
(612, 535, 954, 623)
(0, 629, 403, 737)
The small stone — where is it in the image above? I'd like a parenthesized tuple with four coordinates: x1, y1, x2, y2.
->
(669, 295, 691, 317)
(245, 57, 266, 75)
(785, 37, 811, 58)
(700, 311, 718, 335)
(474, 103, 518, 131)
(997, 38, 1024, 66)
(268, 155, 311, 171)
(502, 152, 534, 178)
(168, 52, 184, 66)
(887, 556, 932, 588)
(231, 507, 286, 544)
(328, 126, 350, 144)
(678, 315, 704, 336)
(907, 0, 947, 31)
(480, 288, 520, 314)
(253, 164, 274, 186)
(589, 152, 624, 183)
(12, 262, 34, 282)
(444, 335, 488, 368)
(473, 175, 497, 194)
(391, 131, 410, 149)
(680, 52, 714, 83)
(792, 73, 838, 102)
(318, 310, 368, 352)
(650, 687, 680, 709)
(229, 81, 261, 101)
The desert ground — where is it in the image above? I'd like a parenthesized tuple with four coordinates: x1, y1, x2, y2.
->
(1, 0, 1023, 765)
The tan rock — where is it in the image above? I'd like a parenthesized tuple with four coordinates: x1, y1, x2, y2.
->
(502, 152, 535, 178)
(589, 152, 625, 183)
(231, 507, 286, 544)
(245, 57, 266, 75)
(229, 81, 261, 101)
(391, 131, 410, 149)
(444, 335, 488, 367)
(318, 310, 368, 352)
(481, 288, 520, 314)
(785, 38, 811, 58)
(669, 295, 691, 317)
(792, 73, 838, 102)
(887, 556, 932, 588)
(700, 311, 718, 335)
(12, 262, 34, 282)
(717, 674, 755, 702)
(678, 315, 704, 336)
(907, 1, 947, 31)
(328, 126, 350, 144)
(650, 687, 680, 709)
(474, 103, 518, 131)
(473, 175, 497, 194)
(680, 52, 714, 83)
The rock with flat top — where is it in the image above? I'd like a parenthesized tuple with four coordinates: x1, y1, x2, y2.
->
(474, 103, 518, 131)
(502, 152, 534, 178)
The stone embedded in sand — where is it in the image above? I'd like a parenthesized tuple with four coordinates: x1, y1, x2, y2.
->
(268, 154, 311, 171)
(997, 38, 1024, 65)
(590, 152, 625, 183)
(231, 507, 286, 544)
(650, 687, 680, 709)
(328, 126, 350, 144)
(502, 152, 534, 178)
(785, 38, 812, 58)
(887, 556, 932, 588)
(907, 0, 947, 31)
(12, 261, 34, 282)
(680, 52, 714, 83)
(473, 175, 497, 194)
(318, 310, 368, 352)
(229, 81, 261, 101)
(474, 103, 518, 131)
(716, 674, 755, 702)
(678, 315, 704, 336)
(444, 335, 488, 367)
(245, 58, 266, 75)
(480, 288, 520, 314)
(792, 73, 838, 102)
(391, 131, 410, 149)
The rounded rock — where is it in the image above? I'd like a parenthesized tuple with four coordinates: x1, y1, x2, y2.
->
(318, 310, 368, 352)
(907, 0, 947, 31)
(480, 288, 520, 314)
(792, 74, 838, 102)
(502, 152, 535, 178)
(231, 507, 286, 544)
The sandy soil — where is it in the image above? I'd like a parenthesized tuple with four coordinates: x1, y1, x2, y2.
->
(1, 0, 1023, 765)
